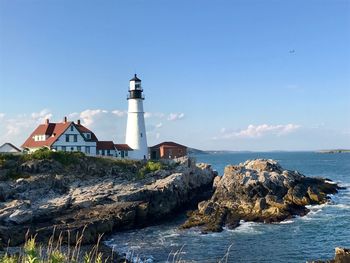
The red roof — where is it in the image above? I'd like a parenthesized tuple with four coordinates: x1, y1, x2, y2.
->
(115, 144, 133, 151)
(150, 141, 187, 149)
(22, 122, 72, 149)
(75, 124, 98, 142)
(22, 121, 98, 149)
(97, 141, 115, 150)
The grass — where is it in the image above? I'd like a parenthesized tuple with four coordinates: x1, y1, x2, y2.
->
(0, 227, 234, 263)
(1, 229, 113, 263)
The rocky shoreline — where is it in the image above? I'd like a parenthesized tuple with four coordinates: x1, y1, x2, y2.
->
(0, 155, 216, 247)
(181, 159, 342, 233)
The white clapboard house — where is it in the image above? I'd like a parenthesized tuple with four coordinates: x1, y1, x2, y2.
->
(22, 117, 132, 158)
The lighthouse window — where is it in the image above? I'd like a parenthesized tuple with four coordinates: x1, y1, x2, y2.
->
(140, 133, 143, 138)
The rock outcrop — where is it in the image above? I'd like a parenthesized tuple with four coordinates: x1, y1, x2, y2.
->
(308, 247, 350, 263)
(182, 159, 342, 232)
(0, 156, 216, 246)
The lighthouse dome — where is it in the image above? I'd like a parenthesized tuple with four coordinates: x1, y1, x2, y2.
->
(130, 74, 141, 82)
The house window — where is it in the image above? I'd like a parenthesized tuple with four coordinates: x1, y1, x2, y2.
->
(121, 151, 125, 158)
(62, 146, 66, 152)
(102, 150, 105, 156)
(70, 126, 74, 131)
(125, 151, 128, 157)
(86, 146, 90, 154)
(77, 146, 81, 152)
(74, 134, 78, 142)
(86, 133, 91, 139)
(66, 134, 69, 142)
(107, 150, 110, 156)
(71, 147, 74, 151)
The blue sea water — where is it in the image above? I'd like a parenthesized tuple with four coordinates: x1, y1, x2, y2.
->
(106, 152, 350, 263)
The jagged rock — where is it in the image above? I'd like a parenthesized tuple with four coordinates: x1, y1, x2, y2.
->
(308, 247, 350, 263)
(182, 159, 342, 232)
(0, 157, 216, 246)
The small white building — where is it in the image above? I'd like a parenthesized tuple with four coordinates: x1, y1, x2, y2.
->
(96, 141, 117, 157)
(115, 144, 133, 158)
(96, 141, 133, 158)
(0, 143, 22, 154)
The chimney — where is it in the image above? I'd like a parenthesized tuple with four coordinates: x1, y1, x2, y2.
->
(45, 118, 50, 125)
(77, 119, 81, 125)
(63, 116, 67, 123)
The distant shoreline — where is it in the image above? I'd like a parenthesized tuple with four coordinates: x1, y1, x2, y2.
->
(317, 149, 350, 154)
(188, 148, 350, 154)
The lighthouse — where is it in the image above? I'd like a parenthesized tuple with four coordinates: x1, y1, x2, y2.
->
(125, 74, 148, 160)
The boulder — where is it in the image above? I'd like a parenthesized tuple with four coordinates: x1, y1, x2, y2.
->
(308, 247, 350, 263)
(182, 159, 342, 232)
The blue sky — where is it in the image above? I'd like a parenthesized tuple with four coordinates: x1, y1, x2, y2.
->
(0, 0, 349, 151)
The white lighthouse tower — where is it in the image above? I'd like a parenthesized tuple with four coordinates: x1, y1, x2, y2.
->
(125, 74, 148, 160)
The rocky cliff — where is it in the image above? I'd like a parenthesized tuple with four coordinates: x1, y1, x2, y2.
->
(0, 155, 216, 246)
(182, 159, 342, 232)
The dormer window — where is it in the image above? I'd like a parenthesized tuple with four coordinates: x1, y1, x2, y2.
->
(34, 135, 46, 141)
(70, 126, 74, 131)
(86, 133, 91, 139)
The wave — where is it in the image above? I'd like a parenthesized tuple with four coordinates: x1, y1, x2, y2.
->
(333, 204, 350, 209)
(224, 221, 262, 234)
(278, 219, 294, 224)
(305, 203, 328, 211)
(124, 252, 154, 263)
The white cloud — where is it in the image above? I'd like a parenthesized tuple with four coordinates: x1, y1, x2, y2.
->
(79, 109, 108, 127)
(68, 112, 79, 119)
(167, 113, 185, 121)
(144, 112, 165, 119)
(0, 113, 5, 119)
(0, 109, 54, 146)
(111, 110, 127, 117)
(214, 124, 301, 139)
(31, 109, 53, 123)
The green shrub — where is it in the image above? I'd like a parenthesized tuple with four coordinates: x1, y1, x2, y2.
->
(137, 161, 163, 179)
(146, 161, 163, 171)
(21, 148, 85, 166)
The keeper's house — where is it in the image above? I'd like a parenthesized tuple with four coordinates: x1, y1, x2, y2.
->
(22, 117, 132, 158)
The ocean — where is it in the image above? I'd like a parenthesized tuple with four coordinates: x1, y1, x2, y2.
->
(106, 152, 350, 263)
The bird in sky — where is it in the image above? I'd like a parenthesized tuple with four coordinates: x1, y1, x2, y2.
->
(289, 49, 295, 54)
